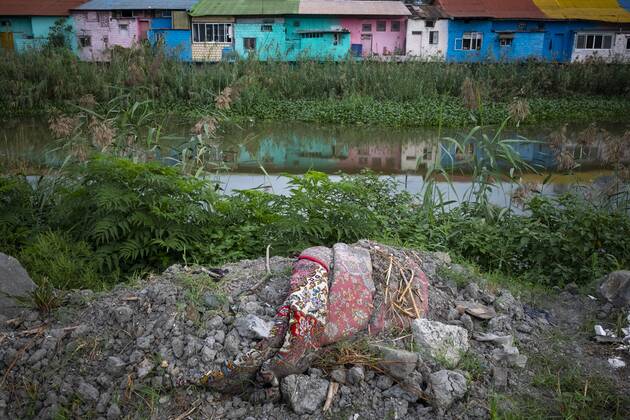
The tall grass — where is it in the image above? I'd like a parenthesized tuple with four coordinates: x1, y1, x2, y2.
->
(2, 47, 630, 123)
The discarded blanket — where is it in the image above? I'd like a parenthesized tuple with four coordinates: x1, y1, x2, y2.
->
(200, 241, 429, 400)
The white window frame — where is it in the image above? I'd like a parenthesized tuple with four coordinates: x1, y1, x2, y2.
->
(499, 37, 513, 47)
(575, 33, 613, 50)
(192, 22, 233, 43)
(455, 32, 482, 51)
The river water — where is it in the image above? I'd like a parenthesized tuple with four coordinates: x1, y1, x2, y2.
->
(1, 118, 626, 206)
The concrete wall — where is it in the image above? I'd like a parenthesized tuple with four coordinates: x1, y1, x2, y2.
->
(571, 32, 630, 62)
(341, 17, 406, 56)
(0, 16, 75, 52)
(73, 11, 140, 61)
(406, 18, 448, 59)
(285, 16, 351, 60)
(234, 18, 287, 60)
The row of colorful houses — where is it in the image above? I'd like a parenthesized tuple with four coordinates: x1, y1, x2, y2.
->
(2, 0, 630, 63)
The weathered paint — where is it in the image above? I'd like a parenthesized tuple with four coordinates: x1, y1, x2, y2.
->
(234, 18, 288, 60)
(571, 31, 630, 62)
(341, 17, 406, 56)
(72, 11, 140, 61)
(148, 15, 193, 61)
(445, 19, 615, 63)
(533, 0, 630, 22)
(285, 16, 351, 61)
(406, 18, 448, 59)
(0, 16, 77, 52)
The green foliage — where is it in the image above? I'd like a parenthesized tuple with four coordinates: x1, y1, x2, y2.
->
(47, 18, 73, 50)
(49, 156, 218, 276)
(0, 176, 36, 256)
(19, 231, 101, 290)
(2, 48, 630, 126)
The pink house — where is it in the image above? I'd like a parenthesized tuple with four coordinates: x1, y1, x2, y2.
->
(342, 17, 407, 56)
(339, 144, 402, 172)
(72, 9, 142, 61)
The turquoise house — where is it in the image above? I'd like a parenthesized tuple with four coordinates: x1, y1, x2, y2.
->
(0, 0, 84, 52)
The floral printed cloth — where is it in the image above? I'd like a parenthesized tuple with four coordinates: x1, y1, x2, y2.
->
(202, 243, 429, 398)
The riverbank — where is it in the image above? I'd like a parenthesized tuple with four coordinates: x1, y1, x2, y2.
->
(3, 48, 630, 126)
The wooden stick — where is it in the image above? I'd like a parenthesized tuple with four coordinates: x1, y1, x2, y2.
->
(265, 244, 271, 274)
(384, 256, 393, 303)
(323, 382, 339, 411)
(171, 400, 200, 420)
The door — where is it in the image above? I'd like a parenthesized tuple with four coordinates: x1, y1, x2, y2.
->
(551, 33, 565, 62)
(416, 32, 423, 56)
(0, 32, 14, 51)
(361, 34, 372, 57)
(138, 20, 150, 41)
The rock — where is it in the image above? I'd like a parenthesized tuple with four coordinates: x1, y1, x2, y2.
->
(113, 306, 133, 325)
(28, 348, 47, 363)
(215, 330, 225, 344)
(474, 333, 514, 348)
(137, 358, 154, 379)
(201, 346, 217, 363)
(0, 253, 37, 317)
(411, 319, 469, 366)
(203, 292, 223, 309)
(281, 374, 329, 415)
(234, 314, 271, 339)
(224, 329, 240, 357)
(106, 357, 126, 376)
(492, 366, 508, 389)
(106, 403, 121, 419)
(371, 345, 418, 380)
(460, 314, 474, 332)
(455, 301, 496, 320)
(608, 357, 626, 369)
(598, 271, 630, 307)
(330, 368, 347, 384)
(207, 315, 224, 330)
(429, 370, 467, 411)
(383, 398, 408, 419)
(464, 283, 480, 300)
(77, 381, 100, 402)
(136, 335, 153, 349)
(172, 337, 184, 359)
(564, 282, 579, 295)
(347, 366, 365, 385)
(494, 291, 523, 318)
(487, 315, 513, 333)
(376, 375, 394, 390)
(594, 325, 606, 336)
(492, 347, 527, 369)
(382, 384, 419, 403)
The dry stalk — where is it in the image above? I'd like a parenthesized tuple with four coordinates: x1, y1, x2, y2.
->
(323, 382, 339, 411)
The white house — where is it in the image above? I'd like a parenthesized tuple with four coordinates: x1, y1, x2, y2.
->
(405, 3, 448, 59)
(571, 31, 630, 62)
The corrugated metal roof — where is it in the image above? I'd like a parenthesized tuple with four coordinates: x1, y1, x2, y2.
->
(532, 0, 630, 22)
(190, 0, 300, 16)
(76, 0, 196, 11)
(298, 0, 411, 16)
(0, 0, 87, 16)
(438, 0, 547, 19)
(408, 4, 449, 20)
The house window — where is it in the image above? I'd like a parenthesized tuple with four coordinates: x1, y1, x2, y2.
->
(192, 23, 232, 43)
(376, 21, 386, 32)
(243, 37, 256, 50)
(576, 33, 613, 50)
(300, 32, 323, 39)
(98, 12, 109, 27)
(517, 22, 527, 31)
(362, 23, 372, 32)
(161, 10, 172, 18)
(261, 24, 272, 32)
(102, 36, 108, 44)
(119, 24, 129, 36)
(87, 11, 98, 22)
(120, 10, 133, 18)
(391, 21, 401, 32)
(423, 147, 432, 160)
(411, 31, 422, 35)
(429, 31, 438, 44)
(456, 32, 483, 51)
(406, 155, 416, 161)
(78, 35, 91, 48)
(333, 33, 341, 46)
(626, 37, 630, 49)
(499, 37, 513, 47)
(425, 20, 435, 28)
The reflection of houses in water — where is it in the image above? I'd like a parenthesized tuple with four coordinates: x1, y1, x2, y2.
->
(401, 141, 440, 171)
(235, 136, 349, 172)
(438, 140, 555, 170)
(339, 144, 402, 172)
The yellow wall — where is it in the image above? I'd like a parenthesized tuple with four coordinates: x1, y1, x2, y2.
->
(533, 0, 630, 22)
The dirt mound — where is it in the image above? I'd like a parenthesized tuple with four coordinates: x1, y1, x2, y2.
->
(1, 244, 622, 419)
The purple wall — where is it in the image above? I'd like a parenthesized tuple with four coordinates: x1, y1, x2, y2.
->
(341, 17, 406, 56)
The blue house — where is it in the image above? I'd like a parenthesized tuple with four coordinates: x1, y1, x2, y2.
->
(0, 0, 85, 53)
(146, 0, 196, 61)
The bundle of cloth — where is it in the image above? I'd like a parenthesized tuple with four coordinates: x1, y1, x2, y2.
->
(200, 242, 429, 402)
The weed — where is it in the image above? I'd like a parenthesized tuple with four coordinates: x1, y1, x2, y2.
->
(18, 277, 63, 314)
(457, 351, 487, 382)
